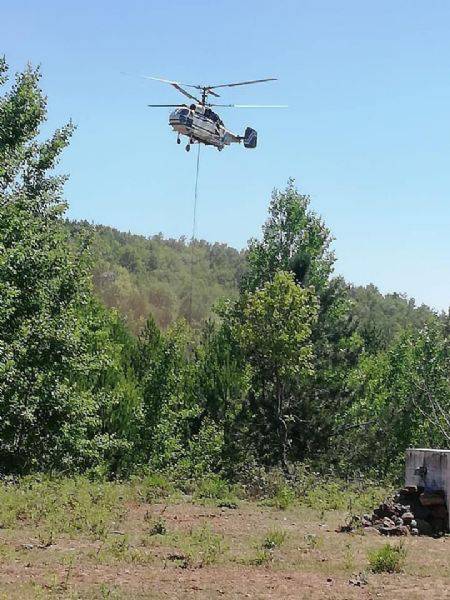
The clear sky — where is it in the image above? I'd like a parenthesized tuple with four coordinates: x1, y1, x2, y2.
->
(2, 0, 449, 310)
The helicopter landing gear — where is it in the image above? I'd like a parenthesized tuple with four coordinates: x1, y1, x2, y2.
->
(177, 136, 181, 145)
(185, 143, 190, 152)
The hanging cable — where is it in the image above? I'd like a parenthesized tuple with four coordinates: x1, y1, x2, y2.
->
(188, 143, 201, 323)
(192, 142, 201, 241)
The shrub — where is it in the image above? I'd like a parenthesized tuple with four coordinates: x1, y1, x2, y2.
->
(148, 517, 167, 536)
(303, 533, 322, 550)
(368, 543, 406, 574)
(193, 476, 237, 505)
(262, 484, 296, 510)
(180, 525, 227, 566)
(262, 530, 287, 549)
(302, 479, 389, 513)
(246, 548, 273, 566)
(134, 474, 174, 502)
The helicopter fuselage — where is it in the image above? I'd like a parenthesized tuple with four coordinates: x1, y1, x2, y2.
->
(169, 104, 249, 150)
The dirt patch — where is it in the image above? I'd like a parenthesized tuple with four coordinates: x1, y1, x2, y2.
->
(0, 498, 449, 599)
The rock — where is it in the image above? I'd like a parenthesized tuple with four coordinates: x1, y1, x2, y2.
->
(374, 502, 397, 518)
(405, 485, 418, 493)
(381, 525, 409, 536)
(352, 485, 448, 541)
(401, 511, 414, 524)
(363, 526, 380, 535)
(20, 543, 34, 550)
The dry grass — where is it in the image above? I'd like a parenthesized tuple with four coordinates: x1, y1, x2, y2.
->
(0, 478, 448, 599)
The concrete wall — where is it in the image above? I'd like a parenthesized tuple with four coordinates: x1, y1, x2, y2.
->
(405, 448, 450, 529)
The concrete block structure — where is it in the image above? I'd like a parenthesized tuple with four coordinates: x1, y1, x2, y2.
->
(405, 448, 450, 529)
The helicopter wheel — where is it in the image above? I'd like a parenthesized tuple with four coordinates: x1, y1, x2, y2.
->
(185, 143, 190, 152)
(177, 136, 181, 145)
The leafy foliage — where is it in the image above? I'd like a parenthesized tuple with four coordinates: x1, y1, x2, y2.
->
(0, 58, 447, 484)
(368, 543, 406, 573)
(68, 221, 246, 332)
(0, 60, 139, 474)
(337, 321, 450, 477)
(229, 271, 318, 469)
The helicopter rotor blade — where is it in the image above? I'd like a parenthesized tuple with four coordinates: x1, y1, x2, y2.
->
(124, 73, 280, 102)
(209, 104, 288, 108)
(170, 83, 200, 103)
(147, 104, 188, 107)
(207, 78, 277, 90)
(139, 75, 199, 89)
(130, 74, 201, 103)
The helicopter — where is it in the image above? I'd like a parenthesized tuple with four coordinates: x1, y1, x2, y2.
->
(145, 76, 285, 151)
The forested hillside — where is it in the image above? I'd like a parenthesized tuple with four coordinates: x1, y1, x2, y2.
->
(67, 221, 438, 341)
(66, 222, 246, 331)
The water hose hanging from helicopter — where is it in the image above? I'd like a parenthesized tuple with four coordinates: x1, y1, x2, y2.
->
(188, 143, 201, 323)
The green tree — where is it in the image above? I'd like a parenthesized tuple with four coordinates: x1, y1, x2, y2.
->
(243, 179, 334, 294)
(339, 322, 450, 477)
(193, 318, 250, 474)
(349, 284, 438, 353)
(137, 318, 202, 474)
(242, 181, 362, 462)
(0, 59, 135, 474)
(230, 271, 318, 470)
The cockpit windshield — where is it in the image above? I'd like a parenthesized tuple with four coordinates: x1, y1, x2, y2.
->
(205, 108, 223, 126)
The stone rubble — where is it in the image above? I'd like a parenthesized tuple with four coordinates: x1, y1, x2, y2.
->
(361, 485, 449, 537)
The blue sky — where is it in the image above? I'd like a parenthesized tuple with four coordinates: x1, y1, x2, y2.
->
(3, 0, 449, 310)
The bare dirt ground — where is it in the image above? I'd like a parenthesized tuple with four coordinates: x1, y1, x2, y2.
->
(0, 499, 449, 599)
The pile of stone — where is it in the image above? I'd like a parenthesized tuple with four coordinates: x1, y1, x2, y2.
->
(361, 485, 449, 537)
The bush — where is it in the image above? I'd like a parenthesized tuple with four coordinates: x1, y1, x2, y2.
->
(368, 543, 406, 573)
(134, 474, 175, 502)
(193, 476, 237, 505)
(302, 480, 389, 513)
(262, 484, 296, 510)
(174, 524, 227, 567)
(262, 529, 287, 549)
(148, 517, 167, 536)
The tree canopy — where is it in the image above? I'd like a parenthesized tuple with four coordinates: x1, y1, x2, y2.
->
(0, 59, 448, 482)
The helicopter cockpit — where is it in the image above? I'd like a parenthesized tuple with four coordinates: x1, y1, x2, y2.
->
(204, 107, 223, 127)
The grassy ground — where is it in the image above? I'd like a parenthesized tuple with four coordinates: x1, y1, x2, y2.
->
(0, 476, 448, 599)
